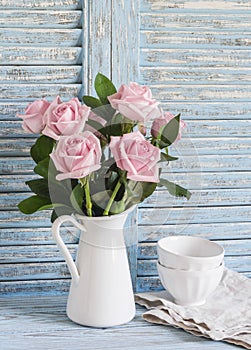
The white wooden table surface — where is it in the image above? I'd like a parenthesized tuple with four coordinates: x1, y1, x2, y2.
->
(0, 295, 241, 350)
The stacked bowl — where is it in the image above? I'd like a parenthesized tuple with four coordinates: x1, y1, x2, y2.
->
(157, 236, 225, 306)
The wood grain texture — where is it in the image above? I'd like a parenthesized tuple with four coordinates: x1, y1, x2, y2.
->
(0, 297, 240, 350)
(137, 0, 251, 294)
(0, 46, 82, 65)
(85, 0, 112, 94)
(2, 137, 251, 156)
(4, 119, 251, 137)
(0, 0, 81, 10)
(0, 28, 82, 46)
(141, 13, 251, 31)
(1, 0, 251, 297)
(141, 0, 251, 11)
(141, 48, 251, 68)
(0, 84, 81, 100)
(111, 0, 140, 85)
(2, 171, 251, 193)
(0, 66, 82, 84)
(137, 257, 251, 276)
(3, 188, 251, 210)
(0, 10, 82, 28)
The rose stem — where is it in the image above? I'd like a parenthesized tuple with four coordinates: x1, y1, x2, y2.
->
(103, 179, 122, 216)
(80, 177, 92, 217)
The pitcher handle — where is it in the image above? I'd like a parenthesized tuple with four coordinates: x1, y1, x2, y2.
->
(52, 215, 86, 285)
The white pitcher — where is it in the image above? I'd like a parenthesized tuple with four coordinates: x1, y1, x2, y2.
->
(51, 206, 136, 328)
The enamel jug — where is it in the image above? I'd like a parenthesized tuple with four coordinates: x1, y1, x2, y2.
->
(51, 206, 136, 327)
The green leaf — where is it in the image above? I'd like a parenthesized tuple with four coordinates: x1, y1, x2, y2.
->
(34, 157, 50, 179)
(70, 183, 85, 214)
(85, 119, 107, 136)
(26, 178, 50, 198)
(82, 95, 103, 109)
(125, 180, 157, 206)
(30, 135, 55, 164)
(18, 195, 52, 214)
(159, 178, 191, 200)
(159, 114, 180, 148)
(50, 205, 75, 223)
(160, 152, 178, 162)
(92, 104, 116, 122)
(94, 73, 117, 104)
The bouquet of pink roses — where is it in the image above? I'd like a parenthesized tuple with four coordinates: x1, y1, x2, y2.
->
(18, 73, 190, 220)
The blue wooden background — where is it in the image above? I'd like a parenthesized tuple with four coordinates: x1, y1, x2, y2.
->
(0, 0, 250, 295)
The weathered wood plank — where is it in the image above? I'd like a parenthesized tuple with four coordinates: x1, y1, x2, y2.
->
(3, 221, 251, 245)
(1, 221, 250, 247)
(0, 262, 70, 281)
(111, 0, 140, 86)
(175, 138, 251, 155)
(0, 28, 81, 46)
(0, 84, 81, 100)
(0, 0, 81, 10)
(0, 256, 249, 282)
(0, 280, 70, 295)
(141, 30, 251, 49)
(1, 101, 251, 120)
(183, 120, 251, 137)
(137, 256, 251, 276)
(3, 120, 251, 138)
(0, 47, 82, 65)
(136, 273, 251, 292)
(137, 240, 251, 259)
(0, 227, 78, 245)
(0, 297, 241, 350)
(1, 239, 249, 264)
(2, 171, 251, 193)
(0, 211, 52, 228)
(156, 101, 251, 120)
(141, 13, 251, 31)
(140, 48, 251, 68)
(3, 188, 251, 211)
(0, 244, 77, 263)
(142, 189, 251, 207)
(0, 10, 82, 28)
(150, 84, 251, 102)
(0, 139, 35, 156)
(0, 66, 82, 84)
(141, 0, 251, 12)
(141, 67, 251, 84)
(164, 155, 251, 172)
(2, 137, 251, 156)
(1, 205, 250, 229)
(138, 206, 251, 226)
(86, 0, 112, 94)
(138, 222, 251, 242)
(1, 155, 251, 175)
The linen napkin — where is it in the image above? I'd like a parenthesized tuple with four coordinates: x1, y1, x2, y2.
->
(135, 268, 251, 349)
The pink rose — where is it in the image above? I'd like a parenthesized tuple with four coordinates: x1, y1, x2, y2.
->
(151, 112, 186, 142)
(108, 82, 161, 123)
(42, 97, 90, 140)
(84, 111, 106, 137)
(109, 131, 160, 183)
(17, 99, 50, 134)
(50, 131, 102, 181)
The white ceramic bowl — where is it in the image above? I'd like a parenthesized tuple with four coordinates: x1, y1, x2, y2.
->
(157, 261, 224, 306)
(157, 236, 224, 271)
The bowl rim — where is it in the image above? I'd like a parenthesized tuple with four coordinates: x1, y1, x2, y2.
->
(157, 235, 224, 260)
(157, 260, 225, 275)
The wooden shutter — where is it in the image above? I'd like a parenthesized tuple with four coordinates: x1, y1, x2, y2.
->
(1, 0, 250, 295)
(0, 0, 83, 294)
(137, 0, 251, 291)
